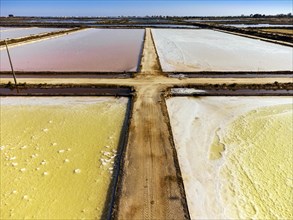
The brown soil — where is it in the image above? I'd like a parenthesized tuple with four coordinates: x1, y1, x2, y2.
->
(139, 29, 162, 74)
(258, 28, 293, 35)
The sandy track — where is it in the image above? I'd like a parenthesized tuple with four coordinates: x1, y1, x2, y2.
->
(1, 75, 291, 86)
(140, 29, 162, 74)
(0, 28, 292, 220)
(114, 28, 189, 220)
(114, 83, 189, 219)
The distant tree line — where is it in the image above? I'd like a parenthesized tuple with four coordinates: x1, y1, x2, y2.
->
(249, 13, 292, 18)
(3, 13, 292, 19)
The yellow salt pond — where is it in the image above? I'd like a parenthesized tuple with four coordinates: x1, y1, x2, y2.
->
(0, 97, 128, 219)
(219, 103, 293, 219)
(166, 96, 293, 219)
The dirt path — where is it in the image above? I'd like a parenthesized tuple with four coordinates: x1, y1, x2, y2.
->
(114, 88, 189, 219)
(2, 76, 291, 85)
(139, 29, 161, 75)
(0, 28, 292, 220)
(114, 28, 189, 219)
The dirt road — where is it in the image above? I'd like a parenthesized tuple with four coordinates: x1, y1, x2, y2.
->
(113, 28, 189, 219)
(114, 84, 190, 219)
(0, 28, 292, 220)
(139, 28, 162, 75)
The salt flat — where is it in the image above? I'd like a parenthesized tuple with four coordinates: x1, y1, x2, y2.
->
(167, 96, 293, 219)
(152, 29, 293, 72)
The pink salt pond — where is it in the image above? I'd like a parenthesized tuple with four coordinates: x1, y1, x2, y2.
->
(0, 27, 67, 40)
(0, 28, 145, 72)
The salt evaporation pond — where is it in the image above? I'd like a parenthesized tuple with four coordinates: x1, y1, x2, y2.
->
(89, 24, 197, 28)
(26, 19, 102, 23)
(0, 27, 22, 32)
(0, 96, 128, 219)
(224, 24, 293, 28)
(152, 29, 293, 72)
(167, 96, 293, 219)
(0, 27, 67, 40)
(185, 19, 240, 22)
(0, 28, 144, 72)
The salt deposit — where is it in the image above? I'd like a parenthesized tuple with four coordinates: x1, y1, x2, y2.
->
(0, 96, 128, 219)
(224, 24, 293, 28)
(152, 29, 293, 72)
(167, 96, 293, 219)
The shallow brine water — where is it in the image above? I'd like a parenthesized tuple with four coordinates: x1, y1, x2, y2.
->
(0, 27, 25, 32)
(0, 28, 145, 72)
(152, 29, 293, 72)
(88, 24, 197, 28)
(26, 19, 102, 23)
(185, 19, 240, 22)
(167, 96, 293, 219)
(0, 27, 67, 40)
(0, 96, 128, 219)
(224, 24, 293, 28)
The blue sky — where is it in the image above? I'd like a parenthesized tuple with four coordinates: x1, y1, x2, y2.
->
(0, 0, 292, 17)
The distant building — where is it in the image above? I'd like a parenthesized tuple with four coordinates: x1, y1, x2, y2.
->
(8, 14, 14, 17)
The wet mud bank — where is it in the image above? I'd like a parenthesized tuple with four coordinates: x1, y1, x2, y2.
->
(169, 71, 293, 78)
(167, 82, 293, 96)
(0, 72, 133, 78)
(136, 30, 147, 73)
(111, 93, 135, 220)
(103, 95, 134, 220)
(0, 84, 134, 96)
